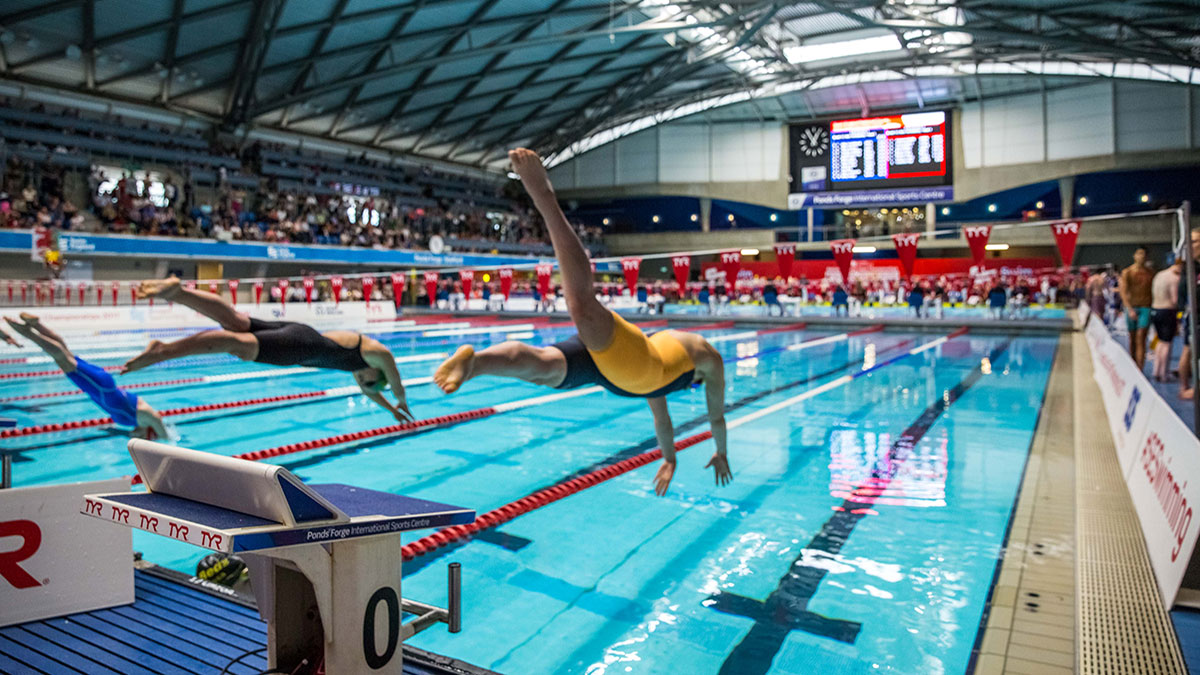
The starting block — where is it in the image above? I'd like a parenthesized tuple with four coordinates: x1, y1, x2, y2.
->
(0, 417, 16, 489)
(80, 439, 475, 674)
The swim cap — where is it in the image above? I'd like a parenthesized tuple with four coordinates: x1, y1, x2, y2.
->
(196, 553, 247, 586)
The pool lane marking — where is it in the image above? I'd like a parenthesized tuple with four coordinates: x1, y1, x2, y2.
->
(711, 337, 1007, 673)
(705, 323, 808, 343)
(395, 328, 969, 565)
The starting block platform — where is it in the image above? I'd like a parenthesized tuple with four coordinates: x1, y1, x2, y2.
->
(80, 439, 475, 674)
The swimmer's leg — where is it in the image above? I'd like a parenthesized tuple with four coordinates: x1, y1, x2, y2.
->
(19, 312, 66, 345)
(122, 330, 258, 373)
(434, 342, 565, 393)
(134, 399, 169, 440)
(509, 148, 613, 351)
(4, 316, 76, 372)
(138, 276, 250, 331)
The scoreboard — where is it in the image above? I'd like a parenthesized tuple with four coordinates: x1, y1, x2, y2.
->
(829, 111, 948, 189)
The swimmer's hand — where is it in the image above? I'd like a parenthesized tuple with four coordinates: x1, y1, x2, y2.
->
(393, 404, 415, 424)
(508, 148, 553, 198)
(706, 453, 732, 487)
(653, 460, 676, 497)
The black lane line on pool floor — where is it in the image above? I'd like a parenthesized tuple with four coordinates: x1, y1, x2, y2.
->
(401, 335, 918, 576)
(709, 340, 1012, 675)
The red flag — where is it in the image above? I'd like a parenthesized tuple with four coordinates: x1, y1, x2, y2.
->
(671, 255, 691, 288)
(499, 268, 513, 299)
(1051, 220, 1081, 267)
(460, 269, 474, 298)
(362, 276, 375, 305)
(391, 273, 404, 309)
(423, 271, 438, 307)
(184, 280, 196, 292)
(77, 283, 85, 306)
(720, 251, 741, 288)
(48, 283, 55, 306)
(963, 225, 991, 267)
(277, 279, 290, 307)
(129, 282, 137, 305)
(95, 283, 103, 306)
(830, 239, 856, 284)
(228, 279, 239, 305)
(892, 233, 920, 280)
(208, 281, 219, 296)
(5, 280, 11, 304)
(331, 276, 343, 305)
(774, 244, 795, 279)
(21, 281, 28, 305)
(536, 263, 553, 297)
(303, 277, 315, 304)
(621, 257, 641, 293)
(111, 281, 119, 306)
(254, 280, 264, 305)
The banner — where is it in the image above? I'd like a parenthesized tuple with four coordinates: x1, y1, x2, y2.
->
(892, 233, 920, 279)
(621, 258, 641, 293)
(830, 239, 856, 284)
(21, 281, 27, 305)
(30, 226, 50, 263)
(423, 271, 438, 307)
(253, 281, 263, 305)
(720, 251, 741, 287)
(362, 276, 375, 306)
(460, 269, 474, 298)
(0, 478, 132, 627)
(208, 281, 219, 296)
(77, 283, 85, 306)
(95, 283, 103, 306)
(1052, 220, 1081, 267)
(6, 281, 13, 304)
(774, 244, 795, 280)
(184, 280, 196, 292)
(110, 281, 118, 306)
(330, 276, 343, 305)
(277, 279, 289, 308)
(963, 225, 991, 267)
(227, 279, 239, 305)
(47, 283, 54, 306)
(1085, 318, 1153, 473)
(302, 277, 315, 304)
(499, 268, 514, 299)
(672, 256, 691, 288)
(536, 263, 554, 297)
(391, 273, 404, 309)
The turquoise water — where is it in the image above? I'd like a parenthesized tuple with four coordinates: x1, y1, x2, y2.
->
(1, 316, 1057, 674)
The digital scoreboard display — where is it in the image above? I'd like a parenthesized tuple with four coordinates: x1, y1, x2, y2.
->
(828, 111, 948, 190)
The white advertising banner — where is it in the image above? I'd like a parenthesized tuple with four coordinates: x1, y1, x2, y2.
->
(1085, 316, 1153, 475)
(0, 478, 133, 627)
(1123, 401, 1200, 607)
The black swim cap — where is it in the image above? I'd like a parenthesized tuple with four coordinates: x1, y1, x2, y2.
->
(196, 553, 247, 586)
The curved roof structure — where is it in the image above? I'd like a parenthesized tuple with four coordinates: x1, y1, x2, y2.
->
(2, 0, 1198, 169)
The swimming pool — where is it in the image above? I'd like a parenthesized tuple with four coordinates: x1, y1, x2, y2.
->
(0, 316, 1057, 674)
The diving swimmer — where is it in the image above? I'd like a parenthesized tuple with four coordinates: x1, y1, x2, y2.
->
(122, 277, 414, 423)
(434, 148, 730, 496)
(5, 313, 168, 439)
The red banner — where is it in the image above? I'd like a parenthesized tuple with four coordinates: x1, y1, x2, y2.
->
(254, 281, 264, 305)
(536, 263, 554, 297)
(330, 276, 343, 305)
(891, 233, 920, 279)
(423, 271, 438, 306)
(720, 251, 741, 286)
(671, 256, 691, 288)
(47, 283, 55, 306)
(228, 279, 239, 305)
(830, 239, 856, 284)
(362, 276, 375, 306)
(95, 283, 102, 306)
(208, 281, 219, 296)
(6, 280, 12, 304)
(391, 273, 404, 309)
(302, 277, 315, 304)
(184, 280, 196, 292)
(21, 281, 28, 305)
(277, 279, 290, 307)
(111, 281, 119, 306)
(963, 225, 991, 267)
(77, 283, 85, 306)
(1051, 220, 1081, 267)
(499, 268, 514, 299)
(129, 282, 137, 305)
(621, 257, 641, 293)
(774, 244, 795, 280)
(460, 269, 474, 298)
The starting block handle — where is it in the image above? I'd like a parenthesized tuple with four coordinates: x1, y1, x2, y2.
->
(449, 562, 461, 634)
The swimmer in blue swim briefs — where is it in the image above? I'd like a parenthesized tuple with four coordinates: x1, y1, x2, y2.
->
(4, 313, 168, 439)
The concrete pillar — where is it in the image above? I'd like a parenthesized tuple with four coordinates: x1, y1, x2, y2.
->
(806, 208, 814, 242)
(700, 198, 712, 233)
(925, 202, 936, 239)
(1059, 176, 1075, 219)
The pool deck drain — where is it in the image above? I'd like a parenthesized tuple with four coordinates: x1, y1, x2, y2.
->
(973, 332, 1187, 675)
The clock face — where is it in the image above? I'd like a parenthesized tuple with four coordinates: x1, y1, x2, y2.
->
(797, 126, 828, 157)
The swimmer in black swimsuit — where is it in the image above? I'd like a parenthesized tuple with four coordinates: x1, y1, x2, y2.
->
(121, 277, 414, 423)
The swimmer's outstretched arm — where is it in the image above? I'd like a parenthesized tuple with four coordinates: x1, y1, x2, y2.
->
(697, 347, 731, 487)
(361, 348, 414, 423)
(649, 397, 676, 496)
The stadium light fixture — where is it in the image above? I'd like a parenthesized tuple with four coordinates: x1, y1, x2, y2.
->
(741, 249, 759, 256)
(985, 244, 1009, 251)
(852, 246, 877, 253)
(1078, 197, 1088, 205)
(1141, 194, 1151, 203)
(785, 34, 903, 64)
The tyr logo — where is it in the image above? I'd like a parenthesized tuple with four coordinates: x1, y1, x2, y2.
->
(0, 519, 42, 589)
(775, 245, 795, 255)
(139, 514, 160, 533)
(1124, 386, 1142, 432)
(672, 257, 691, 267)
(83, 499, 103, 516)
(721, 252, 740, 263)
(622, 259, 640, 271)
(964, 226, 991, 238)
(894, 234, 920, 248)
(830, 242, 854, 255)
(110, 507, 130, 524)
(1053, 221, 1080, 235)
(200, 531, 223, 549)
(168, 522, 190, 540)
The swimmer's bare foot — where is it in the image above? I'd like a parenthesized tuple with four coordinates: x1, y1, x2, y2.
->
(122, 340, 166, 373)
(1182, 388, 1194, 400)
(434, 345, 475, 394)
(137, 277, 181, 301)
(4, 316, 36, 341)
(18, 312, 40, 326)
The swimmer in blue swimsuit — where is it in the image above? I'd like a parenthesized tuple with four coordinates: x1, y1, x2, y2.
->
(4, 313, 168, 439)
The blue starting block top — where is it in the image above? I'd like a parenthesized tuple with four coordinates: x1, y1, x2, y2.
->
(0, 418, 16, 428)
(80, 440, 475, 553)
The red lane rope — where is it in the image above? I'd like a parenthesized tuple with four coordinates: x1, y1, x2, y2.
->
(0, 364, 122, 381)
(399, 430, 714, 561)
(0, 375, 209, 403)
(680, 320, 737, 331)
(758, 322, 807, 335)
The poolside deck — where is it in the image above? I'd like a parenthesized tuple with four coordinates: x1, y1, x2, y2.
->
(0, 566, 494, 675)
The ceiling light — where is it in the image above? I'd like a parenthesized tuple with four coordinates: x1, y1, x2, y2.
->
(690, 214, 698, 222)
(784, 34, 903, 64)
(1078, 196, 1088, 205)
(1035, 201, 1044, 209)
(740, 248, 759, 256)
(987, 204, 997, 213)
(1141, 194, 1150, 203)
(769, 213, 778, 222)
(852, 245, 877, 253)
(985, 244, 1009, 251)
(941, 207, 950, 215)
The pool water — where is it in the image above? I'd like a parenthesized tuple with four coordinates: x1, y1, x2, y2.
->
(0, 316, 1058, 674)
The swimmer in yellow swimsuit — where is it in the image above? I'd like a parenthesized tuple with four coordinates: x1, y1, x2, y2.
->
(434, 148, 730, 496)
